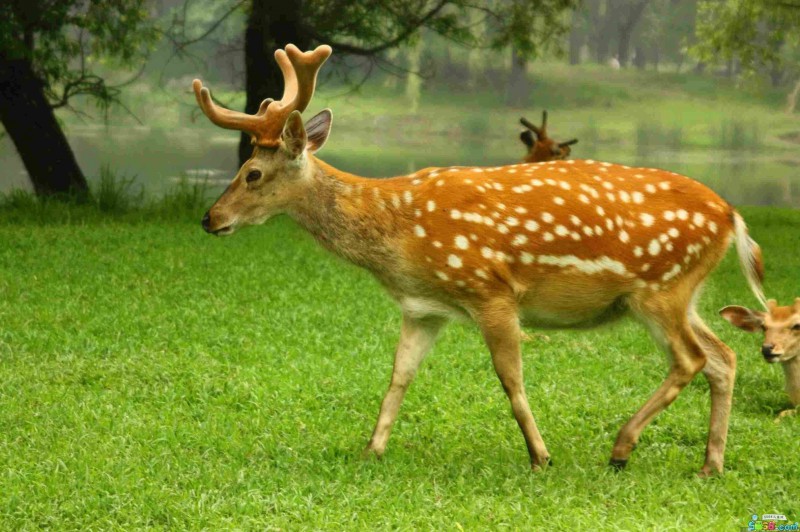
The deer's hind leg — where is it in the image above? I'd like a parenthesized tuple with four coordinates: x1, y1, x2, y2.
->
(689, 311, 736, 476)
(610, 292, 707, 470)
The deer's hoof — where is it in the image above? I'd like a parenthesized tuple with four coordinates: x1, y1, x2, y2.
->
(609, 458, 628, 471)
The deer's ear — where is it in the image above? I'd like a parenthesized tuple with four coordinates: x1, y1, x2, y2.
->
(520, 130, 534, 148)
(719, 305, 764, 332)
(281, 110, 307, 159)
(305, 109, 332, 154)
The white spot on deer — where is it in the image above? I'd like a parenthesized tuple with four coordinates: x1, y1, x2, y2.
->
(554, 225, 569, 237)
(605, 218, 615, 231)
(525, 220, 540, 232)
(641, 263, 651, 272)
(433, 241, 442, 248)
(659, 233, 669, 243)
(512, 186, 524, 194)
(582, 225, 593, 237)
(632, 191, 644, 204)
(634, 173, 644, 179)
(463, 179, 473, 184)
(506, 216, 520, 227)
(537, 254, 630, 276)
(498, 224, 510, 234)
(559, 181, 571, 190)
(554, 197, 565, 206)
(662, 263, 682, 282)
(470, 233, 478, 241)
(521, 184, 533, 192)
(585, 159, 595, 164)
(436, 180, 445, 187)
(514, 206, 528, 214)
(606, 193, 616, 202)
(676, 209, 688, 220)
(570, 232, 581, 241)
(412, 179, 422, 185)
(579, 194, 589, 204)
(596, 206, 605, 216)
(512, 234, 528, 246)
(640, 213, 654, 226)
(570, 215, 582, 226)
(619, 191, 631, 203)
(481, 247, 494, 259)
(619, 230, 630, 243)
(658, 181, 670, 190)
(520, 252, 534, 264)
(633, 246, 643, 257)
(435, 271, 449, 281)
(531, 179, 544, 186)
(414, 225, 426, 237)
(451, 209, 462, 220)
(414, 210, 421, 218)
(579, 184, 599, 198)
(455, 235, 469, 249)
(708, 221, 718, 234)
(594, 225, 604, 235)
(648, 239, 661, 256)
(455, 280, 466, 287)
(472, 168, 484, 173)
(541, 212, 554, 223)
(692, 212, 705, 227)
(645, 183, 657, 194)
(667, 227, 680, 238)
(543, 232, 554, 242)
(429, 171, 440, 178)
(475, 268, 489, 280)
(391, 194, 401, 208)
(483, 216, 495, 226)
(545, 179, 557, 186)
(447, 254, 463, 268)
(558, 168, 568, 174)
(426, 200, 436, 212)
(602, 182, 614, 191)
(666, 242, 674, 251)
(664, 211, 676, 221)
(491, 212, 501, 219)
(492, 183, 504, 190)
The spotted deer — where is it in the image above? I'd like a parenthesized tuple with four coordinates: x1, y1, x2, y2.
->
(720, 299, 800, 413)
(520, 111, 578, 163)
(195, 44, 767, 476)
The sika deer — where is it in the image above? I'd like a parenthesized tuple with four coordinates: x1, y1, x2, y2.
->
(195, 44, 766, 476)
(519, 111, 578, 162)
(720, 299, 800, 411)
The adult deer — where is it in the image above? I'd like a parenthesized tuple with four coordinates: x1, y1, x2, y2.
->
(195, 44, 766, 476)
(720, 299, 800, 413)
(519, 111, 578, 163)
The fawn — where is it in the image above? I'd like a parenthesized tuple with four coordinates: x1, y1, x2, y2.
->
(519, 111, 578, 163)
(720, 299, 800, 411)
(195, 44, 766, 476)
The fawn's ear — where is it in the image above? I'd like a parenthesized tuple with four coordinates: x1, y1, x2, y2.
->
(719, 305, 764, 332)
(520, 130, 534, 148)
(281, 110, 307, 158)
(304, 109, 332, 154)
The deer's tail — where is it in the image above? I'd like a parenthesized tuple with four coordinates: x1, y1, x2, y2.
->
(732, 210, 767, 309)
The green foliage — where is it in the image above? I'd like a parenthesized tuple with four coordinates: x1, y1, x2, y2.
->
(692, 0, 800, 76)
(0, 208, 798, 528)
(0, 1, 157, 110)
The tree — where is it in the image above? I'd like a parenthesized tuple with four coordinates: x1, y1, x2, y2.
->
(692, 0, 800, 110)
(234, 0, 578, 164)
(0, 1, 155, 198)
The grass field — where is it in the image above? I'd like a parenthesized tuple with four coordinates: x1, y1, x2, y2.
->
(1, 201, 798, 529)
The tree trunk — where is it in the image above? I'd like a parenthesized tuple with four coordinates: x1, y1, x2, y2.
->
(568, 10, 583, 65)
(505, 46, 529, 107)
(787, 79, 800, 114)
(0, 58, 89, 198)
(239, 0, 309, 165)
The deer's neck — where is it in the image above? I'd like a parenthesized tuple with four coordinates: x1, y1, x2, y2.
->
(287, 157, 411, 276)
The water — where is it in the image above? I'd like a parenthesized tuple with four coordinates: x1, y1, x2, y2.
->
(1, 123, 798, 208)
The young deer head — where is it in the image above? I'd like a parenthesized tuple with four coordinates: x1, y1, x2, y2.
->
(720, 299, 800, 406)
(195, 44, 767, 477)
(519, 111, 578, 163)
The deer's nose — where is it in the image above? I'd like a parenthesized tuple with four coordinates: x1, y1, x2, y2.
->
(201, 211, 211, 232)
(762, 344, 776, 360)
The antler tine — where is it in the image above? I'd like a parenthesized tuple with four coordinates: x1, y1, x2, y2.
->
(520, 117, 541, 135)
(257, 44, 332, 147)
(541, 110, 548, 132)
(559, 138, 579, 147)
(192, 79, 265, 133)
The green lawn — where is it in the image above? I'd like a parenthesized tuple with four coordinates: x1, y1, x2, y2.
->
(0, 205, 798, 529)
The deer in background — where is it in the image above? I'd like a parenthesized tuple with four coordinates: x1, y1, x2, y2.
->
(720, 299, 800, 415)
(195, 44, 766, 476)
(520, 111, 578, 163)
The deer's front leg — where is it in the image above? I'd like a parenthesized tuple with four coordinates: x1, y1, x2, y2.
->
(364, 313, 447, 458)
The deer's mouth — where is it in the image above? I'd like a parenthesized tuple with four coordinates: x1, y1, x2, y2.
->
(211, 225, 235, 236)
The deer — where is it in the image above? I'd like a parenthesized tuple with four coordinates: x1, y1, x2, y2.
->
(720, 299, 800, 417)
(194, 43, 767, 477)
(519, 111, 578, 163)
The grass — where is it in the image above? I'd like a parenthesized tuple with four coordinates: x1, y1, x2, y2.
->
(0, 199, 799, 529)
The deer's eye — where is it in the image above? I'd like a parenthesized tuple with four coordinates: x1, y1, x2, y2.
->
(246, 170, 262, 183)
(791, 323, 800, 331)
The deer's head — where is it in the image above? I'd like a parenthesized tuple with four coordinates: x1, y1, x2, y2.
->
(195, 44, 333, 235)
(720, 298, 800, 363)
(519, 111, 578, 163)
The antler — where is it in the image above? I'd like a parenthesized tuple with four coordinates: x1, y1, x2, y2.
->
(520, 111, 549, 141)
(192, 44, 332, 147)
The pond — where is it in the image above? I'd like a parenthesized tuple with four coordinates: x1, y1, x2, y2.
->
(1, 122, 798, 208)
